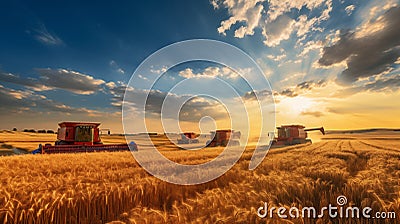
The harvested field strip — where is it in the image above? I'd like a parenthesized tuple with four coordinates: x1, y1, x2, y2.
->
(359, 141, 400, 152)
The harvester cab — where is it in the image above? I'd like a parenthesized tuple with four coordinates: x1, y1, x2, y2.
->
(205, 130, 241, 147)
(272, 125, 325, 146)
(55, 122, 101, 145)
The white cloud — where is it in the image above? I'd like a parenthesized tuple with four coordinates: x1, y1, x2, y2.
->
(317, 6, 400, 85)
(210, 0, 219, 9)
(150, 66, 168, 74)
(262, 15, 295, 47)
(0, 69, 106, 95)
(138, 74, 149, 80)
(116, 84, 227, 122)
(109, 60, 125, 74)
(215, 0, 264, 37)
(298, 40, 324, 57)
(325, 29, 341, 46)
(0, 72, 52, 91)
(295, 15, 316, 37)
(105, 81, 116, 89)
(292, 0, 332, 40)
(355, 0, 398, 32)
(276, 79, 327, 98)
(37, 68, 105, 94)
(178, 68, 197, 79)
(266, 53, 287, 61)
(345, 5, 355, 15)
(294, 59, 302, 64)
(312, 57, 347, 69)
(0, 84, 100, 116)
(105, 81, 137, 108)
(234, 4, 264, 38)
(319, 0, 333, 22)
(353, 2, 398, 40)
(213, 0, 333, 47)
(267, 0, 325, 22)
(178, 66, 241, 79)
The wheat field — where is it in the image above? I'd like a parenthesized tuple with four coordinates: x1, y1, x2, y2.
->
(0, 131, 399, 223)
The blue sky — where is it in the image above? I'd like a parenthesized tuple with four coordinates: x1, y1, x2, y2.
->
(0, 0, 399, 132)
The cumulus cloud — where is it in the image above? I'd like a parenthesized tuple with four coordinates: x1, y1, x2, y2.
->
(345, 5, 355, 16)
(0, 85, 31, 106)
(105, 81, 133, 108)
(266, 53, 286, 61)
(37, 68, 106, 94)
(297, 79, 326, 90)
(213, 0, 264, 37)
(0, 84, 98, 115)
(295, 0, 332, 36)
(178, 68, 199, 79)
(333, 74, 400, 97)
(106, 78, 229, 122)
(0, 72, 51, 91)
(150, 66, 168, 75)
(363, 74, 400, 91)
(212, 0, 332, 46)
(279, 88, 298, 97)
(262, 15, 296, 47)
(267, 0, 331, 46)
(298, 40, 324, 57)
(178, 66, 240, 79)
(279, 79, 326, 97)
(267, 0, 326, 22)
(318, 6, 400, 84)
(178, 97, 228, 122)
(234, 4, 264, 38)
(0, 68, 106, 95)
(242, 79, 326, 103)
(110, 83, 227, 122)
(242, 89, 274, 101)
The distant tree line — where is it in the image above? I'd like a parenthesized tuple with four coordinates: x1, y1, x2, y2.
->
(19, 129, 55, 134)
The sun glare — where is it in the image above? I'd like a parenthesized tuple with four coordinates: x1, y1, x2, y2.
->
(281, 96, 316, 115)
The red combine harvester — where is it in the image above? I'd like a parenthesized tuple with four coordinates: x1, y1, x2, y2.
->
(272, 125, 325, 146)
(206, 130, 241, 147)
(177, 132, 199, 144)
(32, 122, 137, 154)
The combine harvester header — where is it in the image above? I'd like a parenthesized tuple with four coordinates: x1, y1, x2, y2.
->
(32, 122, 137, 154)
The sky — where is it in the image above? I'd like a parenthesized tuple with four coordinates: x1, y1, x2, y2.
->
(0, 0, 399, 133)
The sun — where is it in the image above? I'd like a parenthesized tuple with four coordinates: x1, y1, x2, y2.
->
(279, 96, 316, 116)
